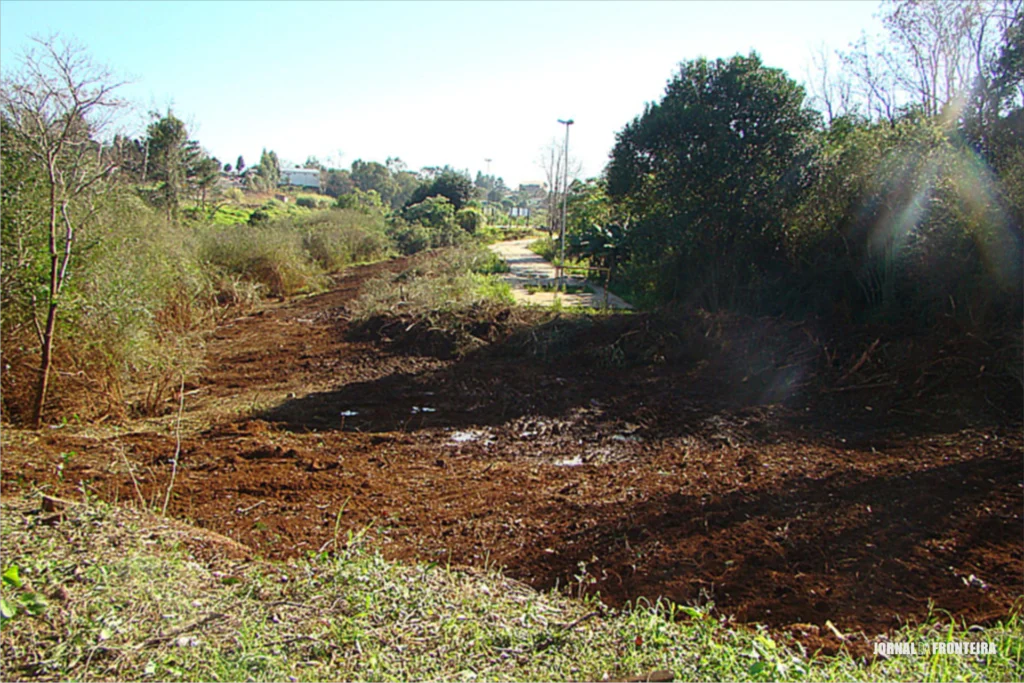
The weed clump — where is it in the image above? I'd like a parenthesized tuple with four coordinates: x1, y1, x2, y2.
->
(348, 245, 519, 358)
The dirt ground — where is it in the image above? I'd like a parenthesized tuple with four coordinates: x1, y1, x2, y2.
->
(2, 257, 1021, 657)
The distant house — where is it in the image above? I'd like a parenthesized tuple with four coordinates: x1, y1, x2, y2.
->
(280, 167, 321, 189)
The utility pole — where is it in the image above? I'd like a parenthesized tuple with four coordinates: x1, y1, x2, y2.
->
(557, 119, 574, 290)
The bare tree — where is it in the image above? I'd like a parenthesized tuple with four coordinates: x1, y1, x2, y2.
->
(0, 35, 126, 427)
(806, 42, 855, 123)
(840, 33, 902, 123)
(537, 138, 581, 234)
(840, 0, 1021, 123)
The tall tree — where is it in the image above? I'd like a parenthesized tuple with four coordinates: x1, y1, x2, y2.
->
(145, 111, 188, 217)
(607, 52, 818, 307)
(323, 169, 354, 198)
(538, 139, 579, 235)
(246, 148, 280, 191)
(840, 0, 1021, 122)
(236, 155, 245, 174)
(405, 169, 474, 211)
(144, 111, 220, 213)
(0, 35, 126, 427)
(351, 159, 397, 206)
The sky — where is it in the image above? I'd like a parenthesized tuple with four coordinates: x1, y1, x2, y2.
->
(1, 1, 883, 188)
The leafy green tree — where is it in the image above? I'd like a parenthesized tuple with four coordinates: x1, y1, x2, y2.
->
(487, 177, 508, 203)
(144, 112, 220, 213)
(245, 148, 281, 191)
(404, 195, 455, 229)
(236, 155, 245, 174)
(190, 153, 221, 207)
(406, 169, 474, 211)
(351, 159, 397, 207)
(260, 149, 281, 188)
(324, 169, 354, 198)
(324, 170, 348, 196)
(607, 52, 819, 307)
(562, 179, 627, 277)
(392, 170, 421, 209)
(335, 188, 384, 214)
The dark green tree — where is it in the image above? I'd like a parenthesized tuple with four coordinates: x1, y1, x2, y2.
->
(323, 169, 354, 198)
(145, 112, 220, 213)
(351, 159, 397, 206)
(404, 194, 455, 229)
(607, 52, 819, 307)
(236, 155, 245, 174)
(406, 169, 474, 211)
(145, 111, 189, 217)
(392, 170, 421, 209)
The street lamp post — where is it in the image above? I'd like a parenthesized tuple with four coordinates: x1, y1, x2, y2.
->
(483, 158, 492, 219)
(557, 118, 573, 290)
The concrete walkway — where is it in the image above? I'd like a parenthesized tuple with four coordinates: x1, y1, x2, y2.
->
(488, 238, 633, 310)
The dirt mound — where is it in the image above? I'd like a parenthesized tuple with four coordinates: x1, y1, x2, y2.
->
(350, 304, 520, 359)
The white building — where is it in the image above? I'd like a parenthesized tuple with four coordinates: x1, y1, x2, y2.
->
(280, 167, 321, 189)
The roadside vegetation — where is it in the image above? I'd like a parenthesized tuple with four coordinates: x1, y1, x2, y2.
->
(0, 39, 510, 425)
(2, 497, 1020, 682)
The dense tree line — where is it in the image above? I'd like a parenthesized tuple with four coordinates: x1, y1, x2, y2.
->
(571, 0, 1022, 335)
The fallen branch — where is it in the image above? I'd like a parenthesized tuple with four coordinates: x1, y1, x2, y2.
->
(822, 381, 898, 393)
(841, 338, 880, 380)
(138, 612, 227, 648)
(556, 610, 602, 632)
(236, 499, 267, 514)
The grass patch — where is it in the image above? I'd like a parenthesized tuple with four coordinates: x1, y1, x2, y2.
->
(1, 495, 1020, 682)
(524, 282, 589, 295)
(209, 204, 253, 226)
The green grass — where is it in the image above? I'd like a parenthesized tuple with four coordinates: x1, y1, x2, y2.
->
(524, 282, 589, 295)
(1, 495, 1020, 682)
(209, 204, 253, 225)
(526, 237, 587, 270)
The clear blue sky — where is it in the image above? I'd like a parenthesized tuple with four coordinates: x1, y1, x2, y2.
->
(1, 1, 881, 188)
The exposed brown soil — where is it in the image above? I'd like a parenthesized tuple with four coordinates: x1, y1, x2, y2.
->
(3, 257, 1021, 658)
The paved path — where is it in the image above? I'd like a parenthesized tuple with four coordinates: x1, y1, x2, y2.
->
(488, 238, 633, 310)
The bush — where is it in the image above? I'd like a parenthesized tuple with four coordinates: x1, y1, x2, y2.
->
(386, 214, 469, 256)
(298, 210, 392, 271)
(404, 195, 455, 230)
(528, 237, 558, 261)
(1, 193, 216, 421)
(456, 207, 486, 234)
(296, 195, 332, 210)
(198, 222, 326, 297)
